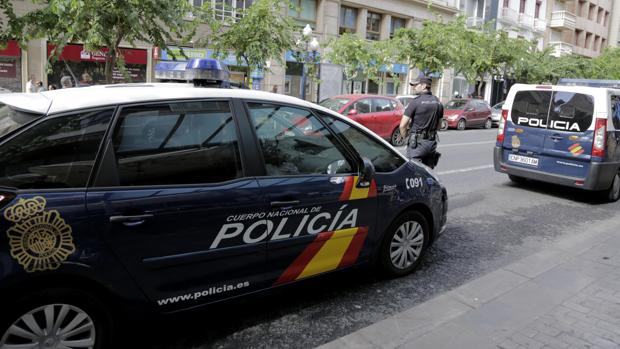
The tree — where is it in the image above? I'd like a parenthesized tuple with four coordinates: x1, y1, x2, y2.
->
(591, 48, 620, 80)
(19, 0, 196, 83)
(204, 0, 298, 86)
(0, 0, 22, 45)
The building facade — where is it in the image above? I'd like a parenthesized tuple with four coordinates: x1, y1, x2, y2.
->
(544, 0, 614, 57)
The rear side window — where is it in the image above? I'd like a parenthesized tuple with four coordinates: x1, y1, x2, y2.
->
(511, 91, 552, 128)
(548, 92, 593, 132)
(0, 109, 113, 189)
(319, 113, 405, 172)
(610, 95, 620, 130)
(112, 101, 242, 186)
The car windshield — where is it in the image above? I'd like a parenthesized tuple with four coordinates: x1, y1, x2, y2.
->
(320, 98, 350, 112)
(445, 100, 468, 110)
(0, 104, 42, 138)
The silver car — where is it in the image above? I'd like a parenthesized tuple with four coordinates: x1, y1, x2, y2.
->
(491, 101, 504, 127)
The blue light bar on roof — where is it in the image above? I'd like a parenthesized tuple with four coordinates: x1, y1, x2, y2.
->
(155, 58, 230, 82)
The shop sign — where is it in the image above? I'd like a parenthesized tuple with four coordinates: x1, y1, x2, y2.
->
(48, 44, 148, 65)
(0, 41, 21, 57)
(0, 61, 16, 78)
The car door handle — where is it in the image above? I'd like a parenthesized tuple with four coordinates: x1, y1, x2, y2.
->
(270, 200, 300, 209)
(550, 135, 564, 141)
(109, 214, 154, 226)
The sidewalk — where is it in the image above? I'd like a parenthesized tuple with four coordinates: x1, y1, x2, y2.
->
(318, 217, 620, 349)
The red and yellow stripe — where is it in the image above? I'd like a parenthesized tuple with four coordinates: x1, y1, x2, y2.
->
(339, 176, 377, 201)
(569, 143, 585, 156)
(274, 226, 369, 285)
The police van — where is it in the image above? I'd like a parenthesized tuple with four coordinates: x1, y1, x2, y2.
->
(0, 82, 447, 347)
(494, 83, 620, 201)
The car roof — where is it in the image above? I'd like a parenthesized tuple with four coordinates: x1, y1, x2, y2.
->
(0, 83, 320, 115)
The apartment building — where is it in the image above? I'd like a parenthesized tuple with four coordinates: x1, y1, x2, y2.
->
(609, 1, 620, 47)
(545, 0, 614, 57)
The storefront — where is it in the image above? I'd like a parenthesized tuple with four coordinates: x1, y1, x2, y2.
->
(341, 63, 408, 96)
(46, 44, 147, 88)
(156, 46, 262, 89)
(0, 40, 22, 92)
(285, 50, 318, 101)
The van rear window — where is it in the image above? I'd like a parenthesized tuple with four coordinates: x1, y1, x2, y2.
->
(511, 91, 593, 132)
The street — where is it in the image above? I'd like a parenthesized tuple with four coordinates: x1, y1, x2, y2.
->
(152, 128, 620, 349)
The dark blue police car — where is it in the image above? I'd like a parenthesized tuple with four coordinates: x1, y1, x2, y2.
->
(0, 84, 447, 347)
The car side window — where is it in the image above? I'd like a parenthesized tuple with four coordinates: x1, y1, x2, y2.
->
(112, 101, 242, 186)
(319, 113, 405, 173)
(345, 99, 371, 114)
(612, 95, 620, 130)
(247, 102, 353, 176)
(548, 92, 594, 133)
(0, 108, 114, 189)
(373, 98, 392, 112)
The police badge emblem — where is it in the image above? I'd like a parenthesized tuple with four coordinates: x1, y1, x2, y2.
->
(511, 135, 521, 149)
(4, 196, 75, 272)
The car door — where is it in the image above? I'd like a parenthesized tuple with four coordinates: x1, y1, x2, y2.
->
(371, 98, 396, 137)
(540, 91, 595, 178)
(502, 90, 552, 170)
(242, 101, 378, 286)
(0, 108, 114, 274)
(86, 100, 269, 310)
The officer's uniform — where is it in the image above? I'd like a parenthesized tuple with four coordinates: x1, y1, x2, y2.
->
(403, 89, 443, 161)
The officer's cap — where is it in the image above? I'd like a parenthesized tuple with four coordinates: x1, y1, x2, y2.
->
(410, 76, 432, 86)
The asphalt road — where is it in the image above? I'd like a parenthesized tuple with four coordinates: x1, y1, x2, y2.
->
(152, 128, 620, 349)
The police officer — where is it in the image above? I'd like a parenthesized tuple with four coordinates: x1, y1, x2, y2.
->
(399, 76, 444, 167)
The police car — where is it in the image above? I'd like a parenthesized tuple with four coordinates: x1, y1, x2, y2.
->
(0, 83, 447, 347)
(494, 83, 620, 201)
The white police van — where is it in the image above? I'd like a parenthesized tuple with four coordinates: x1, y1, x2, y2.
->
(494, 83, 620, 201)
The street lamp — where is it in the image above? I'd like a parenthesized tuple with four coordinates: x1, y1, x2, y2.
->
(297, 24, 320, 101)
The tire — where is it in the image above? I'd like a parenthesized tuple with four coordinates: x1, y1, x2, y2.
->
(484, 118, 492, 129)
(457, 119, 466, 131)
(508, 174, 527, 184)
(0, 288, 112, 349)
(440, 119, 448, 131)
(602, 173, 620, 202)
(378, 211, 429, 277)
(390, 127, 406, 146)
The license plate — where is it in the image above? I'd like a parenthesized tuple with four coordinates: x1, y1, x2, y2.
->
(508, 154, 539, 166)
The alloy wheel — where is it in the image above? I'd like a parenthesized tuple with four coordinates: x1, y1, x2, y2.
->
(389, 221, 424, 270)
(1, 304, 96, 349)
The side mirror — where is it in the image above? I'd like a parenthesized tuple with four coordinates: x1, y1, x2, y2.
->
(347, 109, 358, 116)
(357, 157, 375, 188)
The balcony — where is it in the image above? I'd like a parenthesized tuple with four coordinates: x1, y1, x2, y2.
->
(534, 18, 547, 32)
(549, 41, 574, 57)
(518, 13, 534, 27)
(499, 7, 519, 23)
(466, 17, 484, 28)
(550, 11, 576, 30)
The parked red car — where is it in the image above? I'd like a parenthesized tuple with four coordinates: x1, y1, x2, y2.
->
(442, 99, 493, 130)
(320, 94, 405, 145)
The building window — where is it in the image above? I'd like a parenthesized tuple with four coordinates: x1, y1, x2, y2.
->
(503, 0, 509, 8)
(191, 0, 254, 21)
(339, 6, 358, 35)
(535, 1, 541, 18)
(289, 0, 317, 25)
(366, 12, 381, 41)
(390, 17, 406, 38)
(588, 4, 596, 21)
(585, 32, 593, 49)
(519, 0, 526, 14)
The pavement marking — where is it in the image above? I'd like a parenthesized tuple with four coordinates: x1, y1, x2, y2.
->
(437, 164, 494, 175)
(438, 141, 496, 148)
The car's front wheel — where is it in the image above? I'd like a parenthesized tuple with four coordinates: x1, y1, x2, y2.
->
(457, 119, 466, 131)
(0, 288, 112, 349)
(378, 211, 429, 277)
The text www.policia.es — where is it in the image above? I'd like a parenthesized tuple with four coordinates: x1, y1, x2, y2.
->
(157, 281, 250, 306)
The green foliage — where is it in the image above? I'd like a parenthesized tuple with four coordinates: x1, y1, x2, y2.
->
(18, 0, 196, 83)
(0, 0, 22, 45)
(591, 48, 620, 80)
(205, 0, 298, 83)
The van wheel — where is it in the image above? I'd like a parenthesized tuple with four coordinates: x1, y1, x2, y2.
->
(457, 119, 466, 131)
(484, 118, 492, 129)
(0, 288, 112, 349)
(391, 127, 406, 146)
(378, 211, 429, 277)
(508, 174, 527, 184)
(440, 119, 448, 131)
(604, 173, 620, 202)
